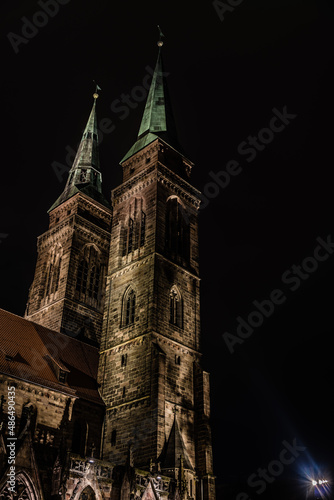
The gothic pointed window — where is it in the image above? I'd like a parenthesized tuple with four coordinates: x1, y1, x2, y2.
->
(51, 257, 61, 294)
(140, 211, 146, 247)
(45, 246, 62, 297)
(128, 218, 134, 253)
(122, 287, 136, 327)
(133, 219, 139, 251)
(122, 201, 146, 256)
(76, 245, 101, 305)
(76, 259, 89, 294)
(79, 486, 96, 500)
(45, 263, 53, 296)
(169, 286, 182, 328)
(88, 264, 100, 300)
(88, 264, 95, 297)
(165, 197, 190, 262)
(93, 265, 100, 300)
(0, 472, 39, 500)
(126, 290, 136, 325)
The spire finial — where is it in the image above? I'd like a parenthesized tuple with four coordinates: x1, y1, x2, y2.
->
(93, 80, 102, 99)
(157, 25, 164, 47)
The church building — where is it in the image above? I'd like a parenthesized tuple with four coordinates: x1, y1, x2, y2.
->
(0, 38, 216, 500)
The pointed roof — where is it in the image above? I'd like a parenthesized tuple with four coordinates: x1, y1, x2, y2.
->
(162, 415, 193, 470)
(49, 93, 110, 212)
(121, 39, 182, 163)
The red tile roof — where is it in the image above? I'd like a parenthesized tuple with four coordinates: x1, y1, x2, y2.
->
(0, 309, 104, 405)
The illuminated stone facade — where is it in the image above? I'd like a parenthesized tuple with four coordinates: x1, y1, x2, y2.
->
(0, 44, 215, 500)
(24, 194, 111, 345)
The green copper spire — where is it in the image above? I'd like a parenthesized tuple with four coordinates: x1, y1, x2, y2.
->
(49, 92, 110, 212)
(120, 33, 181, 163)
(137, 45, 167, 137)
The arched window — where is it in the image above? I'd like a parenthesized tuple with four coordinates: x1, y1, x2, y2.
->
(76, 258, 89, 294)
(126, 290, 136, 325)
(165, 197, 190, 262)
(88, 264, 100, 300)
(51, 257, 61, 294)
(122, 200, 146, 256)
(128, 218, 134, 253)
(45, 245, 62, 297)
(79, 486, 96, 500)
(0, 471, 39, 500)
(140, 210, 146, 247)
(170, 286, 182, 328)
(45, 262, 53, 296)
(76, 245, 101, 304)
(122, 287, 136, 326)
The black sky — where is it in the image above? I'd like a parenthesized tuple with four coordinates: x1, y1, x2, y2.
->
(1, 0, 334, 497)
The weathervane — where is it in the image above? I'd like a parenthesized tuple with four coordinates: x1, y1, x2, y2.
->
(157, 25, 165, 47)
(93, 80, 101, 99)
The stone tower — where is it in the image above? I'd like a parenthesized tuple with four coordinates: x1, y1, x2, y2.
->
(98, 42, 216, 500)
(25, 93, 112, 345)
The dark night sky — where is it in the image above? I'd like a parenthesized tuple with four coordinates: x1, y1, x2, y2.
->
(1, 0, 334, 497)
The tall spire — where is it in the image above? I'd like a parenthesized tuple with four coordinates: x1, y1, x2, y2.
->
(120, 30, 181, 163)
(49, 91, 110, 212)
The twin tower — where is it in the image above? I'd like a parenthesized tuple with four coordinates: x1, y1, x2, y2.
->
(24, 42, 215, 500)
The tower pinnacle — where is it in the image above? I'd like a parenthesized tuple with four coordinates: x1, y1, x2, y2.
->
(120, 32, 182, 163)
(157, 25, 164, 46)
(49, 92, 109, 212)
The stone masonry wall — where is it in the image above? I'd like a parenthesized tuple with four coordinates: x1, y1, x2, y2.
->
(99, 139, 214, 500)
(25, 193, 111, 344)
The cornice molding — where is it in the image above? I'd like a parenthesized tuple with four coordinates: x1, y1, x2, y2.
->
(112, 165, 156, 204)
(121, 141, 160, 169)
(112, 163, 201, 210)
(157, 163, 201, 209)
(110, 254, 154, 279)
(37, 215, 110, 251)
